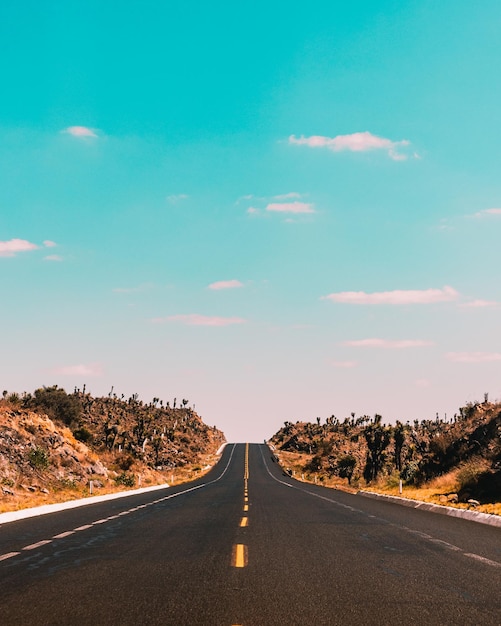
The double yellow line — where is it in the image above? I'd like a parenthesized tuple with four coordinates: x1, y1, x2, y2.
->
(233, 443, 249, 568)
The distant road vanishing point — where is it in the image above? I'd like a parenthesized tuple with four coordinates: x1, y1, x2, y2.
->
(1, 443, 500, 625)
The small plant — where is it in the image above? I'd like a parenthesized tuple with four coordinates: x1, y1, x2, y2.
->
(114, 471, 136, 487)
(456, 458, 490, 492)
(73, 426, 93, 443)
(7, 392, 21, 405)
(57, 478, 78, 490)
(115, 453, 135, 471)
(28, 447, 50, 470)
(401, 461, 419, 484)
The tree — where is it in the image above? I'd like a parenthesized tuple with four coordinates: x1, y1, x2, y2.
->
(393, 422, 405, 472)
(337, 455, 357, 485)
(363, 423, 391, 482)
(27, 385, 81, 425)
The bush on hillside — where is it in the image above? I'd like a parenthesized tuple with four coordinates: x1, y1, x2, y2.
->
(27, 385, 82, 426)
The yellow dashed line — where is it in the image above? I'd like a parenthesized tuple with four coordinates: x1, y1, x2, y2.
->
(240, 517, 248, 527)
(243, 504, 249, 512)
(232, 543, 247, 567)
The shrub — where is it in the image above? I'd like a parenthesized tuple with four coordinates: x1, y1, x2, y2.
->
(7, 392, 21, 405)
(114, 471, 136, 487)
(27, 385, 81, 426)
(73, 426, 93, 443)
(115, 453, 135, 471)
(401, 461, 420, 484)
(337, 454, 357, 485)
(28, 447, 50, 470)
(456, 458, 490, 492)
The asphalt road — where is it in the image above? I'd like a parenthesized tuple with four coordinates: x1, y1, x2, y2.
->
(1, 443, 500, 625)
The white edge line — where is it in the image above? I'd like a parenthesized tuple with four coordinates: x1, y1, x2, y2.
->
(260, 446, 501, 569)
(0, 445, 236, 527)
(357, 490, 501, 528)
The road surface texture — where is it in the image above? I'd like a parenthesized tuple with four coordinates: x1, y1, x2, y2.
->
(1, 443, 500, 625)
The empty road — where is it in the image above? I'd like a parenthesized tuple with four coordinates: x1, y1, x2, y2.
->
(1, 443, 500, 625)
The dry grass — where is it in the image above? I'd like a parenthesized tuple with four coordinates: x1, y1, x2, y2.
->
(0, 455, 218, 514)
(275, 450, 501, 517)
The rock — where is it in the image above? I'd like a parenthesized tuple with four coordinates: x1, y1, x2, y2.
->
(467, 499, 480, 507)
(40, 488, 49, 494)
(439, 495, 447, 503)
(92, 480, 103, 489)
(447, 493, 458, 503)
(2, 487, 14, 495)
(88, 461, 107, 476)
(27, 485, 37, 492)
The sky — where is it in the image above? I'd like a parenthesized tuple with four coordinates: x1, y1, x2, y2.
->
(1, 1, 501, 442)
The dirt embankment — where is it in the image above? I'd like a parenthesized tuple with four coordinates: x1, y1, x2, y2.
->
(269, 401, 501, 515)
(0, 387, 226, 512)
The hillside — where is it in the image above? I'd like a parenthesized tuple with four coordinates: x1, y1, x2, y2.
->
(0, 386, 226, 512)
(269, 400, 501, 509)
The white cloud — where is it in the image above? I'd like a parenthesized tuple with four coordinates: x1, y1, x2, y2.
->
(247, 207, 260, 215)
(266, 201, 315, 214)
(445, 352, 501, 363)
(473, 208, 501, 218)
(0, 238, 38, 257)
(343, 338, 434, 349)
(63, 126, 98, 138)
(44, 255, 63, 262)
(43, 240, 57, 248)
(460, 299, 499, 308)
(323, 286, 459, 305)
(289, 131, 412, 161)
(166, 194, 188, 204)
(52, 363, 103, 377)
(208, 280, 243, 290)
(152, 314, 246, 327)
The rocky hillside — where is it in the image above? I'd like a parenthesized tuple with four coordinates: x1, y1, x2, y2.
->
(0, 386, 226, 511)
(270, 400, 501, 504)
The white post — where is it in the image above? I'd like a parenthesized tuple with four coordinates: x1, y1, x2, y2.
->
(89, 480, 93, 495)
(399, 479, 403, 494)
(138, 475, 141, 487)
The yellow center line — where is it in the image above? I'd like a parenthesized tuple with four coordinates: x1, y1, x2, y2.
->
(239, 517, 248, 527)
(232, 543, 247, 567)
(244, 442, 249, 480)
(243, 504, 249, 512)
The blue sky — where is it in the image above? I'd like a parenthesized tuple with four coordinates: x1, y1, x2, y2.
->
(1, 1, 501, 441)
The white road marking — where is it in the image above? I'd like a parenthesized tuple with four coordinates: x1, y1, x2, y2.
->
(4, 445, 238, 564)
(259, 446, 501, 570)
(23, 540, 52, 550)
(464, 553, 501, 568)
(0, 551, 20, 561)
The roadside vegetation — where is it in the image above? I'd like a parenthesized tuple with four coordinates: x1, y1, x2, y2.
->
(0, 386, 226, 513)
(269, 398, 501, 517)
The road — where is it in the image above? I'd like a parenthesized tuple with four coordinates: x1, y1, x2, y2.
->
(1, 443, 500, 625)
